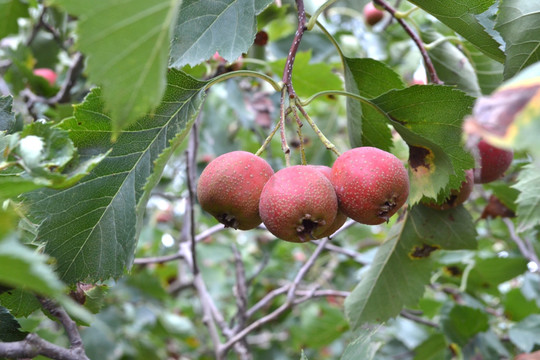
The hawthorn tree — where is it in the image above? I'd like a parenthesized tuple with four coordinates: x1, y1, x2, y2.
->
(1, 0, 540, 359)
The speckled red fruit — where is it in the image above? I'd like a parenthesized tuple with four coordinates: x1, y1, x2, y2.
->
(425, 170, 474, 210)
(308, 165, 348, 237)
(473, 139, 513, 184)
(33, 68, 57, 86)
(197, 151, 274, 230)
(363, 2, 384, 26)
(331, 147, 409, 225)
(259, 166, 338, 243)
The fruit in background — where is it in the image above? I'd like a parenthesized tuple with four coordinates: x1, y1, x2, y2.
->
(363, 2, 384, 26)
(331, 147, 409, 225)
(259, 165, 338, 243)
(33, 68, 57, 86)
(197, 151, 274, 230)
(308, 165, 348, 237)
(473, 139, 513, 184)
(425, 170, 474, 210)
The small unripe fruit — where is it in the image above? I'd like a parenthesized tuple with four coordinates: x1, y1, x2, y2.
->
(33, 68, 57, 86)
(308, 165, 348, 237)
(425, 170, 474, 210)
(363, 2, 384, 26)
(197, 151, 274, 230)
(259, 165, 338, 243)
(473, 139, 513, 184)
(331, 147, 409, 225)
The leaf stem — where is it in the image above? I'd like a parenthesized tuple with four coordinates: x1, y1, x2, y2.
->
(279, 89, 291, 166)
(373, 0, 442, 84)
(291, 105, 307, 165)
(306, 0, 340, 30)
(204, 70, 282, 92)
(424, 36, 462, 51)
(255, 121, 281, 157)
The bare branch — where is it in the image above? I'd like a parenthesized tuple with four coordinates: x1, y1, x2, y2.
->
(503, 218, 540, 269)
(0, 333, 86, 360)
(373, 0, 442, 84)
(38, 298, 85, 351)
(282, 0, 307, 97)
(400, 309, 439, 328)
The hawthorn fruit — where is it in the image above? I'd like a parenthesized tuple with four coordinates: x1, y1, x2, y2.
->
(33, 68, 57, 86)
(197, 151, 274, 230)
(363, 2, 384, 26)
(331, 147, 409, 225)
(259, 165, 338, 243)
(473, 139, 513, 184)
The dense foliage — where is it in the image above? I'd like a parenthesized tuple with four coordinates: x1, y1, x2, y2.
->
(1, 0, 540, 359)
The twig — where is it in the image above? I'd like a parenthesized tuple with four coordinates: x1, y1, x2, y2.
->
(503, 218, 540, 270)
(373, 0, 442, 84)
(282, 0, 307, 98)
(51, 52, 85, 104)
(400, 309, 439, 328)
(38, 298, 86, 352)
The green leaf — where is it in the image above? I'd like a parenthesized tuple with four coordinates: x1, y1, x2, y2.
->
(0, 0, 29, 38)
(344, 205, 476, 329)
(467, 256, 528, 291)
(0, 96, 16, 134)
(294, 303, 349, 348)
(0, 289, 40, 318)
(269, 51, 342, 100)
(440, 304, 489, 346)
(495, 1, 540, 79)
(423, 31, 481, 97)
(407, 0, 504, 62)
(341, 329, 382, 360)
(413, 333, 448, 360)
(0, 306, 28, 342)
(504, 288, 540, 322)
(512, 163, 540, 232)
(0, 236, 65, 298)
(508, 314, 540, 352)
(370, 86, 475, 203)
(463, 41, 504, 95)
(50, 0, 180, 136)
(23, 69, 207, 284)
(343, 57, 405, 151)
(170, 0, 257, 68)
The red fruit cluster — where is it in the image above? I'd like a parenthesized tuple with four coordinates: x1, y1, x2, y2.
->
(197, 147, 410, 243)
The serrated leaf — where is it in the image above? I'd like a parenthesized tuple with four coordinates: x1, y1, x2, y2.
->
(440, 304, 489, 346)
(344, 205, 476, 329)
(495, 1, 540, 79)
(0, 289, 41, 318)
(407, 0, 504, 62)
(343, 57, 405, 151)
(0, 306, 28, 341)
(423, 31, 481, 97)
(0, 96, 16, 134)
(509, 314, 540, 352)
(463, 41, 503, 95)
(269, 51, 342, 100)
(23, 69, 206, 284)
(341, 329, 382, 360)
(370, 86, 475, 203)
(50, 0, 180, 136)
(170, 0, 257, 68)
(467, 256, 528, 291)
(512, 163, 540, 232)
(0, 0, 29, 38)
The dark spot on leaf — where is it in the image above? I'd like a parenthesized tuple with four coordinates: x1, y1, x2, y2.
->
(444, 266, 462, 277)
(409, 243, 440, 259)
(78, 122, 82, 125)
(408, 145, 432, 171)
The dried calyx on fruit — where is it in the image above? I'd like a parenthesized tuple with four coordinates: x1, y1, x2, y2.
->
(197, 151, 274, 230)
(259, 165, 338, 243)
(331, 147, 409, 225)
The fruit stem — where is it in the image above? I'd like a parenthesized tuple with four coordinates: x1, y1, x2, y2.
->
(393, 6, 419, 19)
(306, 14, 344, 60)
(295, 100, 341, 157)
(255, 121, 281, 157)
(306, 0, 340, 31)
(424, 36, 462, 51)
(291, 105, 307, 165)
(279, 88, 291, 166)
(204, 70, 282, 92)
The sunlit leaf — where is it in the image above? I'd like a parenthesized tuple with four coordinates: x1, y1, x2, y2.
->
(23, 69, 206, 284)
(0, 0, 29, 38)
(50, 0, 180, 136)
(495, 1, 540, 79)
(170, 0, 257, 68)
(509, 314, 540, 352)
(371, 86, 475, 203)
(513, 164, 540, 232)
(463, 41, 504, 95)
(343, 57, 405, 151)
(408, 0, 504, 62)
(344, 205, 476, 329)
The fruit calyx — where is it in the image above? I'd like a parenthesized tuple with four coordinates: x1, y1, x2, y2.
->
(217, 213, 240, 230)
(377, 197, 398, 222)
(296, 214, 326, 242)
